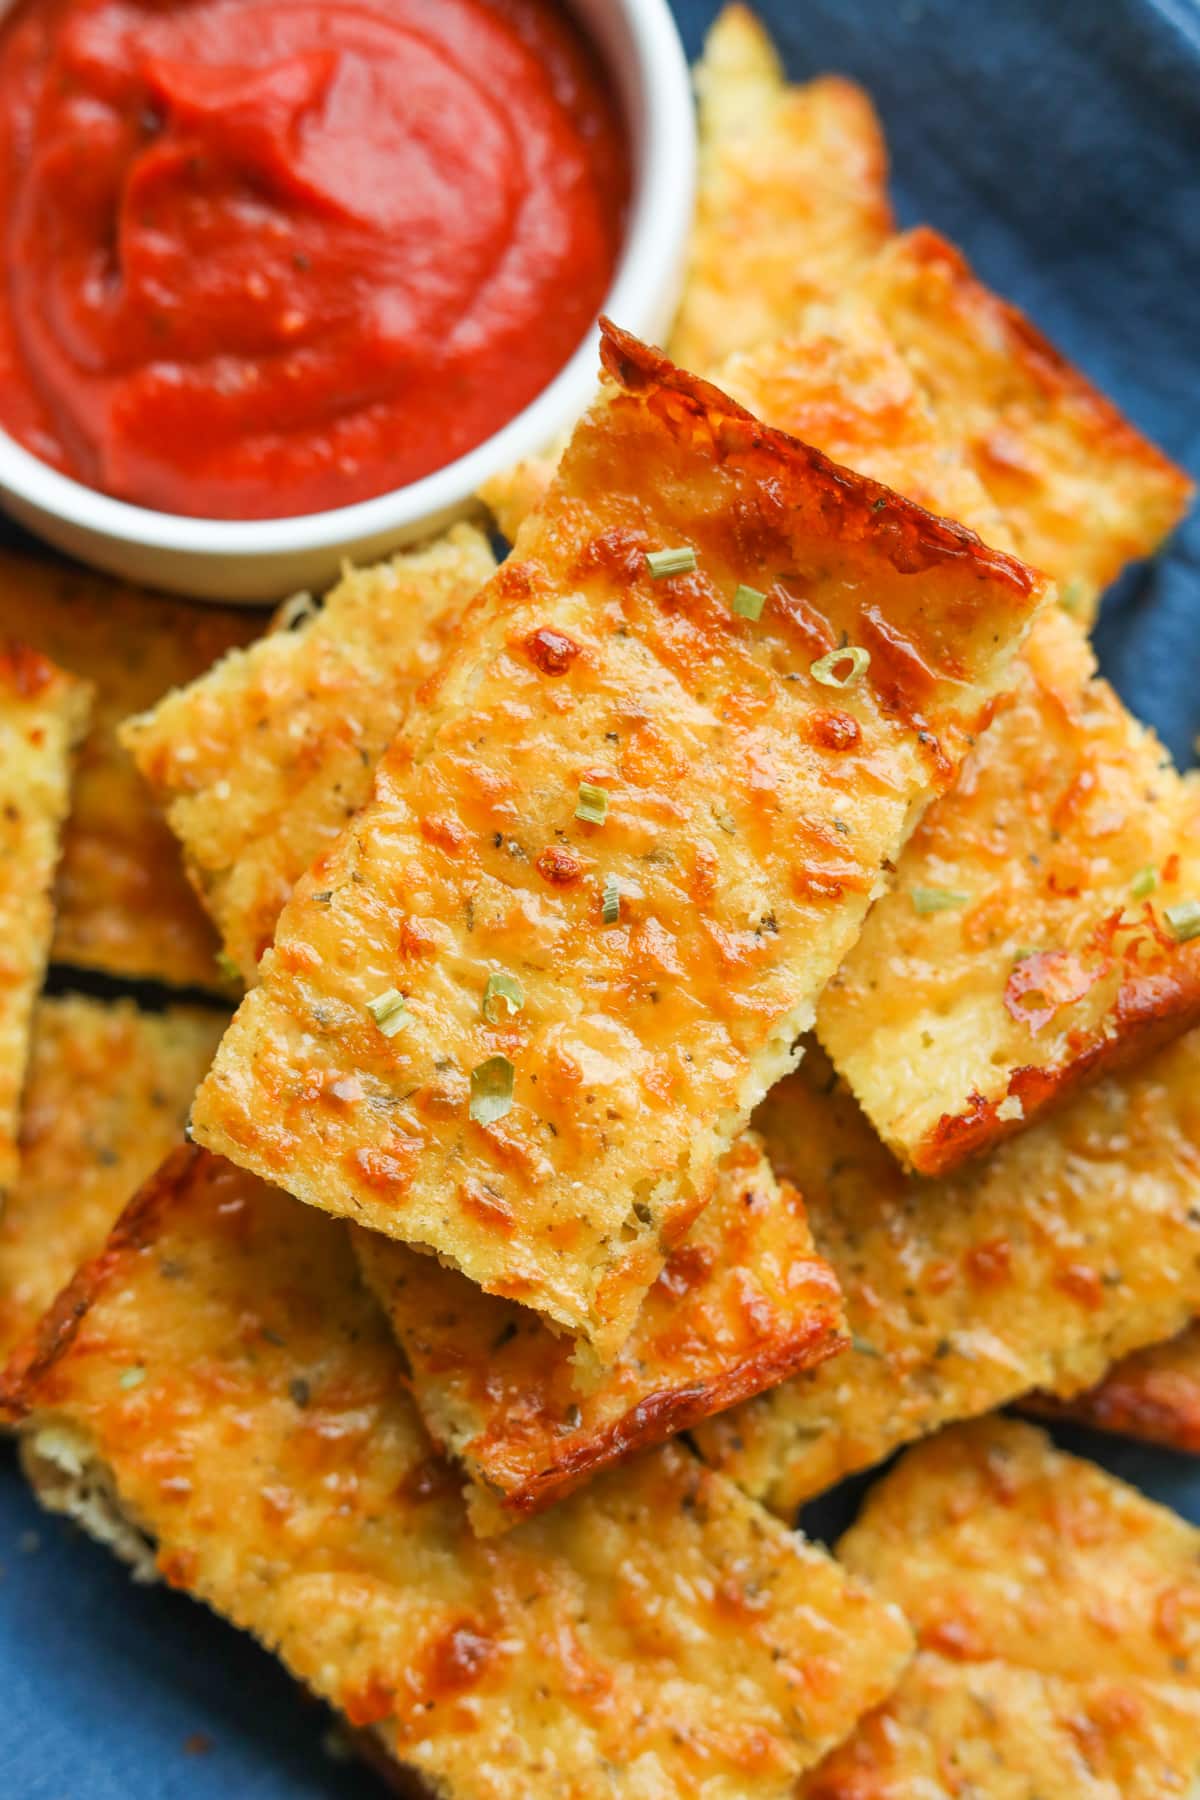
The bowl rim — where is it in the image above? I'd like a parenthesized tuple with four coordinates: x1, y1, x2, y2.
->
(0, 0, 695, 563)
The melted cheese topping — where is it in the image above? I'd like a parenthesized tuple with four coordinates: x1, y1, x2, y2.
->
(0, 995, 225, 1367)
(1031, 1319, 1200, 1454)
(821, 615, 1200, 1172)
(715, 305, 1197, 1175)
(670, 5, 893, 374)
(0, 552, 257, 987)
(0, 646, 91, 1193)
(123, 527, 496, 982)
(7, 1148, 913, 1799)
(858, 229, 1193, 625)
(801, 1419, 1200, 1798)
(694, 1031, 1200, 1517)
(355, 1132, 845, 1534)
(192, 324, 1045, 1361)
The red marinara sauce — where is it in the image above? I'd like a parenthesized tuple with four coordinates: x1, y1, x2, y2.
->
(0, 0, 629, 518)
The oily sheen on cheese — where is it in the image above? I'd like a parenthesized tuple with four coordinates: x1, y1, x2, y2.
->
(191, 322, 1047, 1360)
(3, 1147, 913, 1800)
(798, 1419, 1200, 1798)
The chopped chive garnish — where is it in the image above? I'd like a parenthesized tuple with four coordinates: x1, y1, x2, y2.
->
(1059, 578, 1087, 615)
(470, 1055, 515, 1126)
(602, 877, 621, 924)
(732, 583, 766, 620)
(119, 1366, 146, 1390)
(1130, 865, 1159, 900)
(645, 546, 696, 580)
(367, 988, 408, 1036)
(215, 950, 241, 984)
(1165, 899, 1200, 943)
(811, 645, 871, 689)
(911, 886, 971, 915)
(1012, 946, 1041, 963)
(483, 972, 524, 1023)
(575, 781, 609, 826)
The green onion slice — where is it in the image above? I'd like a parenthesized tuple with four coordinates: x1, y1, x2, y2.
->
(1165, 899, 1200, 943)
(645, 546, 697, 580)
(470, 1055, 515, 1126)
(602, 877, 621, 925)
(811, 645, 871, 689)
(575, 781, 609, 826)
(215, 950, 242, 984)
(367, 988, 409, 1036)
(911, 886, 971, 915)
(119, 1366, 146, 1390)
(732, 583, 766, 620)
(1130, 865, 1159, 900)
(483, 972, 525, 1023)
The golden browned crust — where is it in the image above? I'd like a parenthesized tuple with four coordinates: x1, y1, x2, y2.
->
(821, 617, 1200, 1174)
(0, 552, 258, 987)
(0, 645, 92, 1193)
(670, 5, 892, 374)
(121, 528, 496, 982)
(355, 1133, 846, 1534)
(0, 996, 225, 1380)
(798, 1419, 1200, 1798)
(1027, 1320, 1200, 1453)
(191, 322, 1047, 1362)
(859, 229, 1194, 622)
(5, 1146, 914, 1798)
(693, 1029, 1200, 1516)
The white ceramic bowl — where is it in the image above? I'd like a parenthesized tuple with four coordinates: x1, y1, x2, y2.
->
(0, 0, 696, 602)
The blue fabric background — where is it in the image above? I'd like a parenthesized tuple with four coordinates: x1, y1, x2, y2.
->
(1, 2, 1197, 1793)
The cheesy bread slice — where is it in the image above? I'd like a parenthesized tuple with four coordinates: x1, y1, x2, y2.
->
(620, 308, 1200, 1176)
(122, 527, 496, 983)
(355, 1133, 846, 1535)
(3, 1146, 914, 1797)
(0, 552, 257, 988)
(1029, 1320, 1200, 1454)
(819, 631, 1200, 1174)
(694, 1030, 1200, 1517)
(671, 4, 893, 375)
(858, 228, 1193, 625)
(192, 322, 1047, 1361)
(799, 1418, 1200, 1798)
(0, 645, 91, 1195)
(0, 995, 225, 1371)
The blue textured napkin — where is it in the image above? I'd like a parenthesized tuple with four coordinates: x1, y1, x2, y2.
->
(1, 3, 1197, 1794)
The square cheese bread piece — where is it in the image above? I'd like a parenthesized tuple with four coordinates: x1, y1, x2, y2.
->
(694, 1030, 1200, 1518)
(0, 552, 257, 988)
(354, 1133, 846, 1535)
(1029, 1320, 1200, 1454)
(858, 228, 1194, 625)
(0, 645, 91, 1195)
(122, 527, 496, 983)
(671, 5, 893, 376)
(799, 1418, 1200, 1799)
(3, 1146, 913, 1797)
(819, 620, 1200, 1174)
(192, 322, 1047, 1361)
(0, 994, 225, 1372)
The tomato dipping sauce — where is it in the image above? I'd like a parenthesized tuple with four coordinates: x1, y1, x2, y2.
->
(0, 0, 629, 519)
